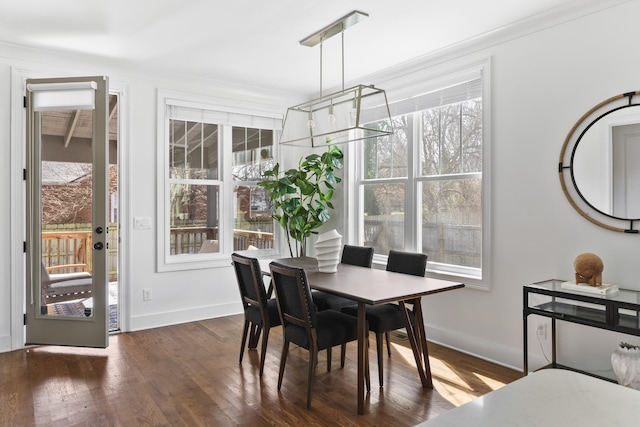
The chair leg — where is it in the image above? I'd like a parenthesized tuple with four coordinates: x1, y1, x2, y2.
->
(249, 324, 262, 349)
(385, 332, 392, 357)
(340, 343, 346, 368)
(239, 319, 250, 363)
(259, 326, 270, 377)
(307, 348, 318, 409)
(278, 341, 290, 391)
(327, 347, 332, 372)
(376, 333, 384, 387)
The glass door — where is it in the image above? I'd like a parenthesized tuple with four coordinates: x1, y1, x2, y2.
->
(25, 76, 110, 348)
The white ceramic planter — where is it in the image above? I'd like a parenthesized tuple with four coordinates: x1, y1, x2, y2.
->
(611, 346, 640, 390)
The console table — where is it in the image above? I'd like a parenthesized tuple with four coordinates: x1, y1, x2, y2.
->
(523, 279, 640, 380)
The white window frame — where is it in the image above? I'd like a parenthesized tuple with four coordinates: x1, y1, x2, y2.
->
(351, 59, 491, 290)
(156, 89, 282, 272)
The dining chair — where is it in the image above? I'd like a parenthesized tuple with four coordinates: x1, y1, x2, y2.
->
(231, 252, 282, 377)
(312, 245, 374, 311)
(269, 261, 369, 409)
(342, 249, 427, 387)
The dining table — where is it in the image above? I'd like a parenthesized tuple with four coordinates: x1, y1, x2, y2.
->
(263, 257, 465, 414)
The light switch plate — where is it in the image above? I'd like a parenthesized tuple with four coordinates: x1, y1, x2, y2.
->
(134, 217, 152, 229)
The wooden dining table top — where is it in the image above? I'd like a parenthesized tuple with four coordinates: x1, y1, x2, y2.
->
(264, 257, 465, 304)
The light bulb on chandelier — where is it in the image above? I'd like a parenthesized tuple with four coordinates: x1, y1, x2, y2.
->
(328, 103, 336, 125)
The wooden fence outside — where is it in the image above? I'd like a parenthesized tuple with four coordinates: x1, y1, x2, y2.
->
(364, 216, 481, 268)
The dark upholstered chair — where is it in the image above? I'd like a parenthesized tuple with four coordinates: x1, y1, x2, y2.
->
(269, 261, 369, 409)
(342, 250, 427, 387)
(385, 250, 428, 277)
(341, 244, 374, 267)
(311, 245, 374, 311)
(231, 253, 282, 377)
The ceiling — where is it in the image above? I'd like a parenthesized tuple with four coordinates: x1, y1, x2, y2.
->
(1, 0, 594, 95)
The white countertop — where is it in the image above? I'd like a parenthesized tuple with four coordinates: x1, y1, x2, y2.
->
(416, 369, 640, 427)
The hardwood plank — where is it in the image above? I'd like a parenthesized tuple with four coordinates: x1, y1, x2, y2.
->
(0, 315, 522, 426)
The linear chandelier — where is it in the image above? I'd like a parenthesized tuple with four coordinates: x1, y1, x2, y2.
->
(280, 10, 393, 147)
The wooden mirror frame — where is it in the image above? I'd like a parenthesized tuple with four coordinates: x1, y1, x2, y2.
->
(559, 91, 640, 234)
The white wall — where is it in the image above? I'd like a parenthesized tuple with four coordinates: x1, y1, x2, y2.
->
(1, 1, 639, 377)
(417, 0, 640, 373)
(0, 44, 298, 349)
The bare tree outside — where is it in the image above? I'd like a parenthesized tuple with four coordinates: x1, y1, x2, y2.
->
(41, 162, 118, 226)
(362, 96, 483, 268)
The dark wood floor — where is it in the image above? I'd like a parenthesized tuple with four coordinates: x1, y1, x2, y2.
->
(0, 315, 522, 426)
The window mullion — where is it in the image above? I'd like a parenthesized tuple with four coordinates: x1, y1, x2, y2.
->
(438, 107, 443, 175)
(405, 111, 419, 251)
(459, 102, 463, 173)
(200, 122, 204, 171)
(220, 125, 232, 253)
(182, 121, 188, 174)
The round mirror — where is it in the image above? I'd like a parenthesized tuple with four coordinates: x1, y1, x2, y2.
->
(560, 91, 640, 233)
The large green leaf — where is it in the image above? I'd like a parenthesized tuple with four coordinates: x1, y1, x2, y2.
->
(257, 144, 343, 251)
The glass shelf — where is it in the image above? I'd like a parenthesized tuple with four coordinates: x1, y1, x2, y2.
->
(523, 279, 640, 379)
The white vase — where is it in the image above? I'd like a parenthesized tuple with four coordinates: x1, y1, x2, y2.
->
(314, 229, 342, 273)
(611, 346, 640, 390)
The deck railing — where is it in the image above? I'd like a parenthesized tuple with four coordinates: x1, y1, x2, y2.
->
(171, 227, 274, 254)
(41, 226, 273, 272)
(232, 229, 274, 250)
(42, 226, 119, 281)
(171, 226, 217, 255)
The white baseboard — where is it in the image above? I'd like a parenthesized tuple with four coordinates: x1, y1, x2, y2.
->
(0, 334, 13, 353)
(425, 323, 526, 373)
(129, 302, 240, 332)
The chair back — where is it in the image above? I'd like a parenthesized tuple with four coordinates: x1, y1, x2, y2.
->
(386, 250, 427, 277)
(231, 253, 268, 311)
(341, 245, 374, 268)
(269, 262, 316, 332)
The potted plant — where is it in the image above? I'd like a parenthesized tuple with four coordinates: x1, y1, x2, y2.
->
(258, 144, 343, 257)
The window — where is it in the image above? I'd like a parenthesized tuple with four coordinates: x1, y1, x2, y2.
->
(157, 90, 281, 271)
(232, 127, 275, 251)
(356, 63, 490, 287)
(168, 119, 220, 256)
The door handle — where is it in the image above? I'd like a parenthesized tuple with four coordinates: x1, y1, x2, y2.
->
(94, 242, 104, 250)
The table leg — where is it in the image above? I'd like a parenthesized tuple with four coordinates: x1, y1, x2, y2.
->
(551, 317, 556, 367)
(413, 299, 433, 387)
(357, 302, 366, 414)
(400, 299, 433, 388)
(523, 312, 528, 375)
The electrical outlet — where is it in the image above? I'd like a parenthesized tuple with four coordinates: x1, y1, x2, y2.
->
(143, 288, 152, 301)
(536, 324, 547, 340)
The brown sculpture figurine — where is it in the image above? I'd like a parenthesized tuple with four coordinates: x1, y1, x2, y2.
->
(574, 253, 604, 286)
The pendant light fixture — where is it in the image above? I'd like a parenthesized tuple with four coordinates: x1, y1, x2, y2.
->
(280, 10, 393, 147)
